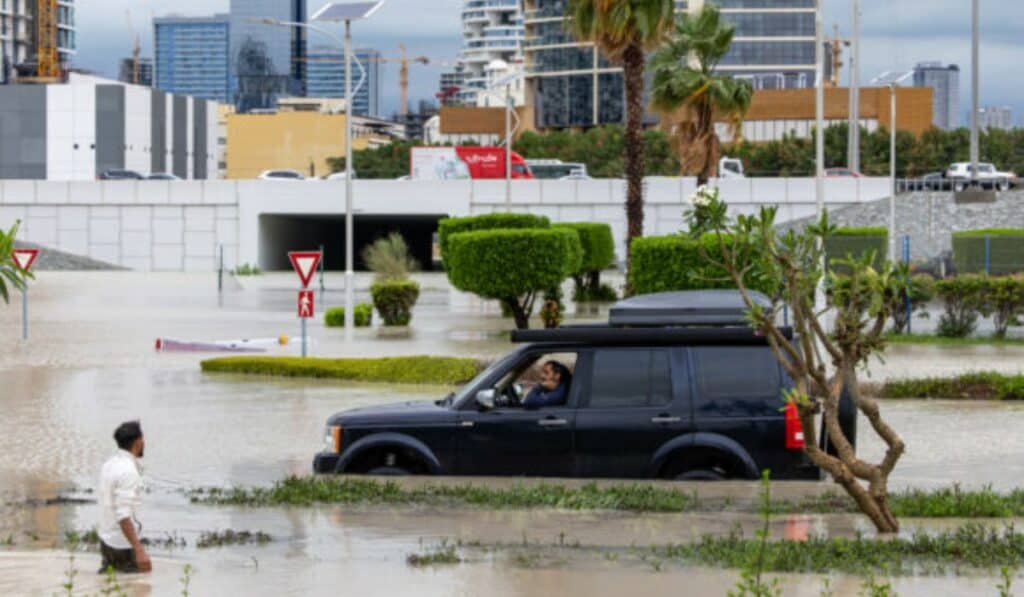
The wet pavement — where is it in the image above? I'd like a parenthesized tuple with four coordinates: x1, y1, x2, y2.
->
(2, 272, 1024, 595)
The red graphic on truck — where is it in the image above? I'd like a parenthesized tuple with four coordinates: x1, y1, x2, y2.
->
(410, 147, 534, 180)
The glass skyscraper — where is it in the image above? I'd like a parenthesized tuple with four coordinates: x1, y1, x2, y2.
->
(913, 62, 960, 131)
(154, 15, 231, 102)
(229, 0, 307, 112)
(523, 0, 818, 129)
(305, 46, 381, 117)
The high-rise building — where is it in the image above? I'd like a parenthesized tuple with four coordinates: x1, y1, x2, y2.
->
(978, 106, 1014, 131)
(119, 57, 154, 87)
(229, 0, 307, 112)
(913, 61, 960, 130)
(305, 46, 381, 117)
(154, 15, 231, 103)
(523, 0, 817, 129)
(440, 0, 524, 105)
(1, 0, 76, 83)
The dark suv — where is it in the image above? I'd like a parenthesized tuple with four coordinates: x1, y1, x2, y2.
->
(313, 291, 856, 480)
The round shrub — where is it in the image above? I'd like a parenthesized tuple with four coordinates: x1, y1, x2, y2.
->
(446, 228, 583, 328)
(438, 213, 550, 263)
(324, 304, 373, 328)
(553, 223, 615, 273)
(371, 279, 421, 326)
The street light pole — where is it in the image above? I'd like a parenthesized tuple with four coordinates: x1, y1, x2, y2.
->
(505, 82, 512, 208)
(343, 18, 355, 340)
(848, 0, 861, 172)
(970, 0, 980, 181)
(814, 8, 826, 312)
(889, 83, 897, 261)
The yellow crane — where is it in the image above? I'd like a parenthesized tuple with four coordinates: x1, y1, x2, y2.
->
(828, 24, 851, 88)
(125, 9, 141, 84)
(35, 0, 60, 79)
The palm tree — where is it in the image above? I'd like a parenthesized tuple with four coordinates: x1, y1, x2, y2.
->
(650, 5, 753, 185)
(567, 0, 676, 280)
(0, 221, 29, 304)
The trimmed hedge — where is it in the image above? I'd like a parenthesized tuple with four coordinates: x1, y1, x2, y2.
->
(446, 228, 582, 300)
(370, 279, 420, 326)
(438, 213, 550, 262)
(826, 227, 888, 272)
(628, 234, 776, 295)
(553, 222, 615, 273)
(324, 304, 373, 328)
(201, 356, 482, 385)
(953, 229, 1024, 275)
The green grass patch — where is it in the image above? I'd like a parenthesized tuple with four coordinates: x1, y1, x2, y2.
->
(879, 371, 1024, 400)
(190, 477, 1024, 518)
(200, 356, 482, 385)
(196, 530, 271, 549)
(406, 539, 462, 567)
(655, 523, 1024, 574)
(887, 334, 1024, 346)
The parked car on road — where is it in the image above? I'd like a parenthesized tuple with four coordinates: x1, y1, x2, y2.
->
(147, 173, 181, 180)
(98, 169, 144, 180)
(825, 167, 862, 178)
(946, 162, 1016, 191)
(323, 171, 358, 181)
(258, 169, 306, 181)
(313, 291, 855, 481)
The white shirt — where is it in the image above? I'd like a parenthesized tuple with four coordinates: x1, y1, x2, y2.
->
(98, 449, 144, 550)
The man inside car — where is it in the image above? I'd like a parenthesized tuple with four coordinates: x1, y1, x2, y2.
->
(522, 360, 572, 409)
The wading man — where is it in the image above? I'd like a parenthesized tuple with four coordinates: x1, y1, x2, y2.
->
(98, 421, 151, 573)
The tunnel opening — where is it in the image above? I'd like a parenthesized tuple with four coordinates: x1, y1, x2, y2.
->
(258, 214, 446, 271)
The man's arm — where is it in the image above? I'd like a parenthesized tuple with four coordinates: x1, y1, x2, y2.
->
(117, 518, 150, 571)
(114, 473, 151, 572)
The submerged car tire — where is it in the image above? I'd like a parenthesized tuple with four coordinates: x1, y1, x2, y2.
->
(675, 469, 726, 481)
(366, 466, 411, 476)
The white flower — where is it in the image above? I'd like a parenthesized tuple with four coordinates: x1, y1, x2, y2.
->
(687, 185, 717, 208)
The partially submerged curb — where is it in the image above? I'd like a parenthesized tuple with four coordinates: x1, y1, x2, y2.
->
(200, 355, 484, 386)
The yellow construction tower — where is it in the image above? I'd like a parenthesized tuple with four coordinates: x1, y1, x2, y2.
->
(35, 0, 60, 79)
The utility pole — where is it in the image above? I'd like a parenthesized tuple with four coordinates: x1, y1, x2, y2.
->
(847, 0, 861, 172)
(815, 7, 826, 313)
(970, 0, 980, 182)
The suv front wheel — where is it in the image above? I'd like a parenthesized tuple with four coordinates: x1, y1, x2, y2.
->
(675, 468, 726, 481)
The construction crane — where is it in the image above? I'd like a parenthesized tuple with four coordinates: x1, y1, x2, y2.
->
(300, 45, 440, 117)
(125, 10, 141, 85)
(828, 24, 851, 88)
(35, 0, 60, 79)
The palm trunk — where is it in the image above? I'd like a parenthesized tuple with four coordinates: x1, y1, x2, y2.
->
(622, 41, 646, 295)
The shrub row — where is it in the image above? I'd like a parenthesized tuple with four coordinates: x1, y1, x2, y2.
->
(935, 274, 1024, 338)
(628, 234, 777, 295)
(879, 371, 1024, 400)
(953, 229, 1024, 275)
(324, 304, 373, 328)
(438, 213, 550, 262)
(200, 355, 482, 385)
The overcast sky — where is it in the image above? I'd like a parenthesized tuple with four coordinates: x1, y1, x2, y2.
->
(75, 0, 1023, 123)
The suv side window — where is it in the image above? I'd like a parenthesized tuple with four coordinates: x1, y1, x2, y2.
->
(693, 347, 781, 417)
(587, 349, 672, 408)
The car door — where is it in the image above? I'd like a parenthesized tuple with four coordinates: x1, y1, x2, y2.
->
(455, 354, 577, 477)
(573, 347, 690, 478)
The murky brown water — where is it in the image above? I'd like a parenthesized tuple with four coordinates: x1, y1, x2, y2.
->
(2, 272, 1024, 595)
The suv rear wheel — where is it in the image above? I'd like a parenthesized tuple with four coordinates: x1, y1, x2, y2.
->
(675, 468, 726, 481)
(367, 466, 411, 476)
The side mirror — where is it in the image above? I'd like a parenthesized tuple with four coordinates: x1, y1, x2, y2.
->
(475, 389, 496, 411)
(512, 383, 524, 400)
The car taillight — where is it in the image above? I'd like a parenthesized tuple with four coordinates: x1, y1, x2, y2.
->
(785, 402, 805, 450)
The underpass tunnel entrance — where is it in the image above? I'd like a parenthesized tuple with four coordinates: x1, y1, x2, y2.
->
(259, 214, 446, 271)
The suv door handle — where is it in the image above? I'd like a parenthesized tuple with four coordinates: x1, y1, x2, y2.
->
(538, 418, 568, 427)
(651, 416, 681, 424)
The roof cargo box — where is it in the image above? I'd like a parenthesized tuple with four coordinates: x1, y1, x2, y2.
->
(608, 290, 772, 327)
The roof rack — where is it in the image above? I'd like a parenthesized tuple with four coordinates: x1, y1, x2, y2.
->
(510, 326, 790, 345)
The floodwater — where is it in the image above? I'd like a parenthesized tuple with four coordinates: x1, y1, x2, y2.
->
(2, 272, 1024, 596)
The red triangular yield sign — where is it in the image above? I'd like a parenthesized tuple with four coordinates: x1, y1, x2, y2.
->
(12, 249, 39, 272)
(288, 251, 322, 288)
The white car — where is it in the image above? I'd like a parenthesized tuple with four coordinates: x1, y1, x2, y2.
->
(946, 162, 1016, 192)
(324, 171, 358, 181)
(258, 169, 306, 181)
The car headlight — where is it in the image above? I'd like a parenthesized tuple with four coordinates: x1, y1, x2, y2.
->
(323, 425, 342, 453)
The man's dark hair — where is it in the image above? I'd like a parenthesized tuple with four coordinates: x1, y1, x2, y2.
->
(545, 360, 572, 386)
(113, 421, 143, 451)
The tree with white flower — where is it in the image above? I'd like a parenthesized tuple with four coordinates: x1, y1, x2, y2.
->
(685, 185, 719, 237)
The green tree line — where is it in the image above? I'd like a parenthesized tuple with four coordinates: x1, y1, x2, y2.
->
(332, 124, 1024, 180)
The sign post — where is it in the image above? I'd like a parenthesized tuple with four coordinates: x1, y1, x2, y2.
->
(12, 249, 39, 341)
(288, 251, 322, 358)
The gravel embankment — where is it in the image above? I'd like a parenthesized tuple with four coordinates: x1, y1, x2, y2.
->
(13, 241, 124, 271)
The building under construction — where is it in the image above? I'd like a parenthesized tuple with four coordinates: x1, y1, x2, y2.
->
(0, 0, 76, 83)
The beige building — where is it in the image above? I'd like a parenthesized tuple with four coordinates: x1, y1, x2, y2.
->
(225, 98, 405, 180)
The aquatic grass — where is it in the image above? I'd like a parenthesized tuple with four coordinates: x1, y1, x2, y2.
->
(655, 523, 1024, 575)
(878, 371, 1024, 400)
(196, 530, 271, 549)
(407, 539, 461, 567)
(190, 477, 1024, 518)
(200, 355, 483, 386)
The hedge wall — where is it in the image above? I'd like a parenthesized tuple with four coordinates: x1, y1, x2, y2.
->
(446, 228, 582, 300)
(554, 223, 615, 273)
(438, 213, 550, 262)
(953, 229, 1024, 275)
(826, 227, 888, 272)
(201, 356, 482, 385)
(629, 234, 776, 296)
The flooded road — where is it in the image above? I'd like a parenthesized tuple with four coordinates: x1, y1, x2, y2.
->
(2, 272, 1024, 595)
